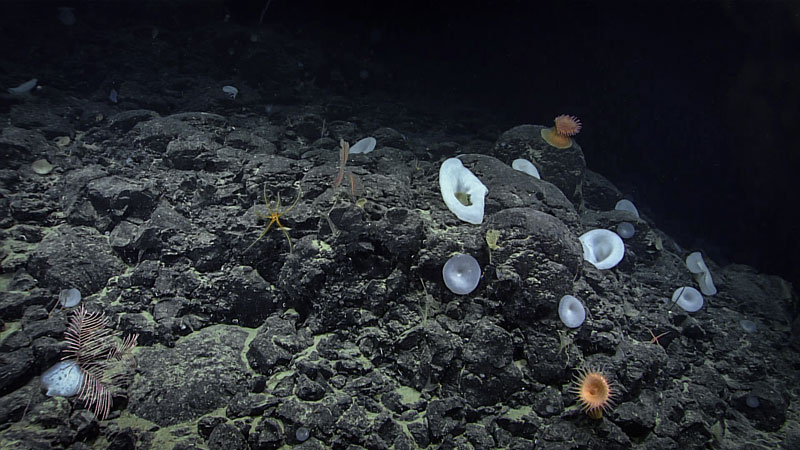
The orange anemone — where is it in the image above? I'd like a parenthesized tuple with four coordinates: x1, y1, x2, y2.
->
(569, 366, 616, 419)
(541, 114, 582, 149)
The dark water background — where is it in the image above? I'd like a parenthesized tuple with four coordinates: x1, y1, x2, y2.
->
(4, 0, 798, 287)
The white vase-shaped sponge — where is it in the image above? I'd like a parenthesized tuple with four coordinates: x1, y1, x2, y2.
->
(670, 286, 704, 312)
(685, 251, 717, 295)
(439, 158, 488, 224)
(579, 229, 625, 270)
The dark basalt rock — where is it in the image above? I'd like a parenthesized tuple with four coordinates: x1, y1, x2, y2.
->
(127, 325, 252, 427)
(27, 225, 126, 293)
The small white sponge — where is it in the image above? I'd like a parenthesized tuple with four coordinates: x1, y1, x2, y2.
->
(439, 158, 488, 224)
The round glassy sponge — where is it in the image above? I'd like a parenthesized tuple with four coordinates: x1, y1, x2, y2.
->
(558, 295, 586, 328)
(443, 253, 481, 295)
(616, 222, 635, 239)
(614, 199, 640, 218)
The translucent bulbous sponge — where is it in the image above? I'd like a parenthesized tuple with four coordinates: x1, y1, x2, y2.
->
(443, 253, 481, 295)
(559, 295, 586, 328)
(616, 222, 635, 239)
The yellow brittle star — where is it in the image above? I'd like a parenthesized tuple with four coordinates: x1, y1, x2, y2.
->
(244, 184, 302, 253)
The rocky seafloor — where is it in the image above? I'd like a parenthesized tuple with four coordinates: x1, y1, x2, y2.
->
(1, 12, 800, 450)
